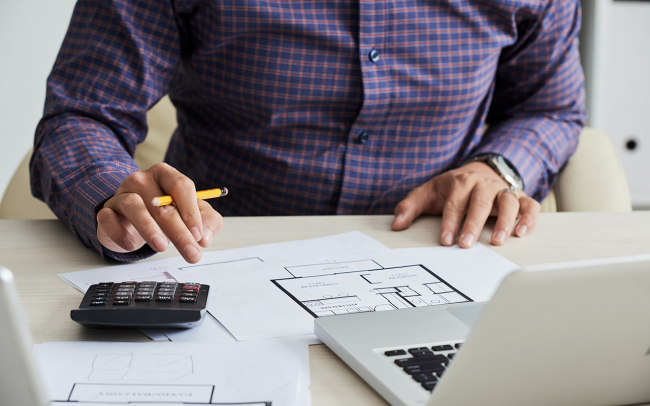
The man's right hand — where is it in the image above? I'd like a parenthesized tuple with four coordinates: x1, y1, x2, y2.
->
(96, 163, 223, 263)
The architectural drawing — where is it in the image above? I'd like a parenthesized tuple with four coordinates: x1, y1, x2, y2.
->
(273, 261, 471, 318)
(89, 353, 194, 381)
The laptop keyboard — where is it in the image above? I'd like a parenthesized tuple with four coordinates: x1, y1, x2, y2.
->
(383, 342, 463, 392)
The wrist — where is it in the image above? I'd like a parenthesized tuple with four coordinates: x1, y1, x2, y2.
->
(462, 153, 524, 190)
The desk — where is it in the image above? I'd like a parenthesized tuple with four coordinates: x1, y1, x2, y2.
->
(3, 212, 650, 405)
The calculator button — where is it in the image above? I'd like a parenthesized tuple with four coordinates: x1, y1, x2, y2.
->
(122, 281, 137, 284)
(139, 284, 157, 288)
(156, 295, 174, 302)
(181, 292, 197, 297)
(158, 289, 175, 294)
(115, 292, 133, 297)
(112, 300, 130, 305)
(89, 300, 107, 306)
(182, 285, 200, 291)
(93, 292, 109, 297)
(97, 283, 113, 288)
(180, 296, 197, 303)
(94, 288, 110, 293)
(118, 285, 136, 289)
(137, 288, 154, 292)
(161, 281, 177, 285)
(135, 295, 153, 302)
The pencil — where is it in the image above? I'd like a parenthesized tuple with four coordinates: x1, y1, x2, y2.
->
(151, 187, 228, 207)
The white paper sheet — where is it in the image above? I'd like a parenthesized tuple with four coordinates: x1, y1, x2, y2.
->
(36, 338, 312, 406)
(170, 243, 519, 341)
(58, 232, 388, 341)
(58, 231, 389, 294)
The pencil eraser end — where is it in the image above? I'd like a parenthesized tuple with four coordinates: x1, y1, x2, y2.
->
(222, 187, 228, 196)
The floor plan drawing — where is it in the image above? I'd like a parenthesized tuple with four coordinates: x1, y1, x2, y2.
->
(272, 261, 472, 318)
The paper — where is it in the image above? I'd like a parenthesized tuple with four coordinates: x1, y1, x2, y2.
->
(35, 338, 312, 406)
(58, 231, 389, 293)
(170, 244, 519, 341)
(57, 231, 389, 341)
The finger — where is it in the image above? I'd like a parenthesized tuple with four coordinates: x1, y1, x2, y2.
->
(97, 207, 144, 253)
(153, 164, 203, 243)
(491, 190, 520, 245)
(196, 200, 223, 248)
(440, 186, 472, 247)
(109, 193, 168, 252)
(392, 186, 431, 231)
(515, 196, 541, 237)
(153, 204, 203, 263)
(459, 183, 498, 248)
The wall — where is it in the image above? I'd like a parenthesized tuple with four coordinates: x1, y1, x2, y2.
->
(0, 0, 77, 201)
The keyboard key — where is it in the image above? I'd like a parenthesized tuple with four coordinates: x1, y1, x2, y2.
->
(89, 300, 107, 306)
(411, 372, 437, 382)
(156, 295, 173, 302)
(403, 363, 446, 374)
(432, 344, 454, 352)
(409, 350, 434, 357)
(421, 381, 437, 391)
(435, 369, 446, 377)
(447, 353, 456, 360)
(395, 354, 447, 367)
(454, 343, 462, 349)
(384, 350, 407, 357)
(408, 347, 430, 352)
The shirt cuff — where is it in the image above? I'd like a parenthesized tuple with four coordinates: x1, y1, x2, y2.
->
(73, 170, 157, 262)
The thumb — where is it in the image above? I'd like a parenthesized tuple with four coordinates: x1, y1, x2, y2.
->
(391, 187, 431, 231)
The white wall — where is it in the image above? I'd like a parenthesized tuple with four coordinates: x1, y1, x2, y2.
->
(0, 0, 77, 201)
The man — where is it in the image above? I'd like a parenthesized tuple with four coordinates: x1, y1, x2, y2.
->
(31, 0, 585, 263)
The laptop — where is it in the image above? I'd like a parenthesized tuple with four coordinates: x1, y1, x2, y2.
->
(0, 266, 48, 406)
(315, 257, 650, 406)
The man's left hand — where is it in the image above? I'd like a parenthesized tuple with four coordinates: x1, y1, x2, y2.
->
(391, 162, 541, 247)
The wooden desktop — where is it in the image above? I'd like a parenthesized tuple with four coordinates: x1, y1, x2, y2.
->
(2, 212, 650, 405)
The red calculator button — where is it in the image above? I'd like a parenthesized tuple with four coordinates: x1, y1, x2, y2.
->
(182, 285, 200, 290)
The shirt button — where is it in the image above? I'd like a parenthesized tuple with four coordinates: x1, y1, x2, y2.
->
(368, 49, 380, 63)
(358, 131, 369, 144)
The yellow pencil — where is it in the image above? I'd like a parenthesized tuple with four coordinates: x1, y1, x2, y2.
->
(151, 187, 228, 207)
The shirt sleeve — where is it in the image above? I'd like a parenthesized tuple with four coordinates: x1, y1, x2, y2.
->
(473, 0, 587, 201)
(30, 0, 181, 261)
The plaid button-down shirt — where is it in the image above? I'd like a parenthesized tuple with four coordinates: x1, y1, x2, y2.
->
(32, 0, 585, 261)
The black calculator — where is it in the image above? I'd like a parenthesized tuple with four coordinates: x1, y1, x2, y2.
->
(70, 281, 209, 329)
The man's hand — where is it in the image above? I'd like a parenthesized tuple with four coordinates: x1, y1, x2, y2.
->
(391, 162, 540, 247)
(96, 163, 223, 263)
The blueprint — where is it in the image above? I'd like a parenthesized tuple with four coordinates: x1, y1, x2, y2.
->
(170, 243, 520, 341)
(35, 339, 312, 406)
(274, 263, 470, 317)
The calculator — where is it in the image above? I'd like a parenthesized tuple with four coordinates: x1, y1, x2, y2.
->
(70, 281, 209, 329)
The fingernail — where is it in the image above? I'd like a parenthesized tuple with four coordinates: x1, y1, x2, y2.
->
(494, 230, 507, 244)
(190, 227, 202, 242)
(517, 225, 528, 237)
(203, 228, 213, 246)
(461, 233, 475, 247)
(184, 245, 201, 261)
(152, 233, 168, 251)
(442, 231, 453, 246)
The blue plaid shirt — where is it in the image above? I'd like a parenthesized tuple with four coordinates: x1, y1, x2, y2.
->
(32, 0, 586, 261)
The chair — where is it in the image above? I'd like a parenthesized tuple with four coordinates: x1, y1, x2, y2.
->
(0, 96, 632, 219)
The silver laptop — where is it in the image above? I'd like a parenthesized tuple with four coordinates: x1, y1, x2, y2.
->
(0, 266, 48, 406)
(315, 258, 650, 406)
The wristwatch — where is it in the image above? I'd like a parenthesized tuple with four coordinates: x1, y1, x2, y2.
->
(464, 153, 524, 190)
